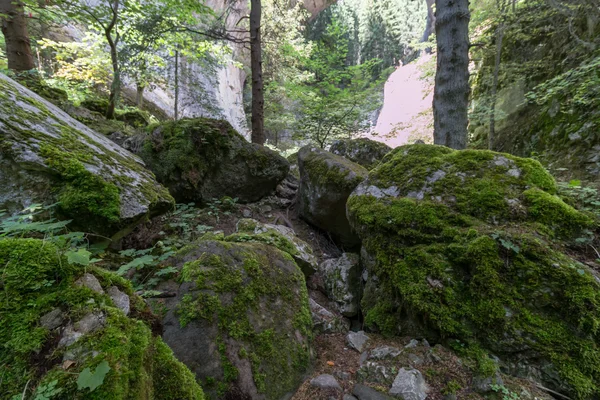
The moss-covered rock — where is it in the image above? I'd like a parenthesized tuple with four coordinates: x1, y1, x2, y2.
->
(116, 109, 151, 128)
(298, 145, 369, 248)
(330, 138, 392, 170)
(347, 144, 600, 399)
(228, 218, 318, 277)
(0, 238, 204, 400)
(0, 73, 174, 238)
(138, 118, 290, 204)
(81, 98, 110, 114)
(160, 239, 313, 400)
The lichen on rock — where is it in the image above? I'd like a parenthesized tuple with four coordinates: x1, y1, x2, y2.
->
(347, 144, 600, 398)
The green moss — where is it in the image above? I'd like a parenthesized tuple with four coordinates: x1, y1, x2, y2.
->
(348, 145, 600, 398)
(523, 188, 594, 237)
(139, 118, 237, 196)
(225, 231, 300, 257)
(0, 238, 205, 400)
(301, 147, 368, 190)
(40, 143, 121, 232)
(0, 75, 174, 235)
(153, 338, 205, 400)
(175, 241, 312, 399)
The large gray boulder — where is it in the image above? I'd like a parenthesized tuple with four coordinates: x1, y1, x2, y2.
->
(298, 146, 368, 248)
(0, 73, 173, 238)
(160, 239, 313, 400)
(137, 118, 290, 204)
(330, 138, 392, 170)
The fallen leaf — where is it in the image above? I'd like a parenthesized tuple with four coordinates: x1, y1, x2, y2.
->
(63, 360, 76, 370)
(326, 361, 335, 366)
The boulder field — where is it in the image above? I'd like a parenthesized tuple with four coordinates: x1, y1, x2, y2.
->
(1, 76, 599, 399)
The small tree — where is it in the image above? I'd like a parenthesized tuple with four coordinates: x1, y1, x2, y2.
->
(292, 20, 383, 148)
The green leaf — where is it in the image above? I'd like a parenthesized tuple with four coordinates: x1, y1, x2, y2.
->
(66, 248, 93, 266)
(77, 361, 111, 392)
(117, 255, 155, 275)
(155, 266, 178, 276)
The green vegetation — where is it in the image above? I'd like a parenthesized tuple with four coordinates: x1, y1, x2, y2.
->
(139, 118, 236, 196)
(348, 144, 600, 398)
(470, 0, 600, 180)
(0, 237, 204, 400)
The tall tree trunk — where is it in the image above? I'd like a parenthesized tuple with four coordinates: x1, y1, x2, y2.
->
(105, 0, 120, 120)
(433, 0, 471, 149)
(422, 0, 436, 42)
(250, 0, 265, 145)
(174, 49, 179, 121)
(0, 0, 35, 72)
(488, 22, 505, 150)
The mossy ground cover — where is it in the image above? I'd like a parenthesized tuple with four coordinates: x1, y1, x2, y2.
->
(0, 238, 204, 400)
(348, 144, 600, 398)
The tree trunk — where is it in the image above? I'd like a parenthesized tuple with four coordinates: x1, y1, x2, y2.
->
(105, 0, 120, 120)
(488, 22, 505, 150)
(0, 0, 35, 72)
(136, 83, 145, 109)
(433, 0, 471, 150)
(250, 0, 265, 145)
(422, 0, 436, 42)
(174, 49, 179, 121)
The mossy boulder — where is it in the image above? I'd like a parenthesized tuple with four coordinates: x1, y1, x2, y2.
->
(0, 73, 174, 238)
(138, 118, 290, 204)
(347, 144, 600, 398)
(116, 109, 151, 128)
(160, 239, 313, 400)
(319, 253, 361, 317)
(0, 238, 204, 400)
(228, 218, 318, 277)
(81, 98, 110, 114)
(298, 145, 369, 248)
(330, 138, 392, 170)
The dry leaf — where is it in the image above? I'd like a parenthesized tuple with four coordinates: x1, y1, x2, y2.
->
(63, 360, 76, 370)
